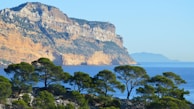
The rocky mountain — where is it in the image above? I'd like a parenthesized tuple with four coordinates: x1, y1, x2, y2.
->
(0, 2, 136, 65)
(131, 52, 178, 63)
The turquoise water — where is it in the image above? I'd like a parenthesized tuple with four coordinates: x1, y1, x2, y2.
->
(0, 62, 194, 103)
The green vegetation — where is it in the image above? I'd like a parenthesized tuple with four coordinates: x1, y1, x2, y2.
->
(33, 90, 56, 109)
(31, 58, 70, 88)
(0, 76, 12, 103)
(12, 99, 31, 109)
(136, 72, 190, 109)
(47, 84, 67, 96)
(0, 57, 193, 109)
(4, 62, 38, 96)
(114, 65, 149, 99)
(70, 71, 92, 93)
(93, 70, 125, 97)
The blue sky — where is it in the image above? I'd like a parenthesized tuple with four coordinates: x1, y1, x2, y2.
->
(1, 0, 194, 61)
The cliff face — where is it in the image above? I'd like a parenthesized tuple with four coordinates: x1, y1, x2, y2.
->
(0, 2, 136, 65)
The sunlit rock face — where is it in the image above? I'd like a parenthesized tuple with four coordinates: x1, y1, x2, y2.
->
(0, 2, 136, 65)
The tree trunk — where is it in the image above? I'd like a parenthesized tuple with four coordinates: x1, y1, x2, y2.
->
(105, 88, 107, 97)
(127, 87, 133, 100)
(127, 92, 130, 99)
(45, 77, 47, 88)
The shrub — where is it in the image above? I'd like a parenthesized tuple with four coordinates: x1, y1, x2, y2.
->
(12, 100, 31, 109)
(0, 76, 12, 104)
(65, 103, 75, 109)
(48, 84, 66, 96)
(22, 93, 31, 105)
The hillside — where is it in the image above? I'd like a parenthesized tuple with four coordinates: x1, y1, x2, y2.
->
(0, 2, 136, 65)
(131, 52, 178, 63)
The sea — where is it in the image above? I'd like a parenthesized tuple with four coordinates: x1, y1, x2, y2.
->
(0, 62, 194, 103)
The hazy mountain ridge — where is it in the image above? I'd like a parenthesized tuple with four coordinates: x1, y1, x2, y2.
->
(131, 52, 178, 63)
(0, 2, 136, 65)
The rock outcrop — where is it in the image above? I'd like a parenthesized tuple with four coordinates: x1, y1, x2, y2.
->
(0, 2, 136, 65)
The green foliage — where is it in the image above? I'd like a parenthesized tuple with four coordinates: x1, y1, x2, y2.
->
(147, 72, 189, 99)
(94, 70, 125, 97)
(111, 99, 121, 108)
(0, 76, 12, 103)
(12, 99, 31, 109)
(72, 91, 89, 109)
(146, 96, 190, 109)
(56, 105, 66, 109)
(87, 94, 120, 109)
(114, 65, 149, 99)
(33, 90, 56, 109)
(22, 93, 31, 104)
(4, 62, 38, 94)
(64, 103, 75, 109)
(168, 88, 189, 100)
(70, 71, 92, 93)
(32, 57, 70, 88)
(136, 72, 190, 109)
(97, 96, 121, 108)
(149, 75, 174, 97)
(137, 85, 155, 95)
(99, 106, 119, 109)
(163, 72, 186, 85)
(98, 95, 113, 107)
(2, 58, 192, 109)
(48, 84, 66, 96)
(149, 75, 174, 87)
(136, 84, 156, 102)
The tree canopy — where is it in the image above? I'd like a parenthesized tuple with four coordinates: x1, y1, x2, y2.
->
(94, 70, 125, 97)
(4, 62, 38, 94)
(1, 59, 193, 109)
(70, 71, 92, 93)
(136, 72, 190, 109)
(114, 65, 149, 99)
(33, 90, 56, 109)
(0, 75, 12, 103)
(32, 58, 70, 88)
